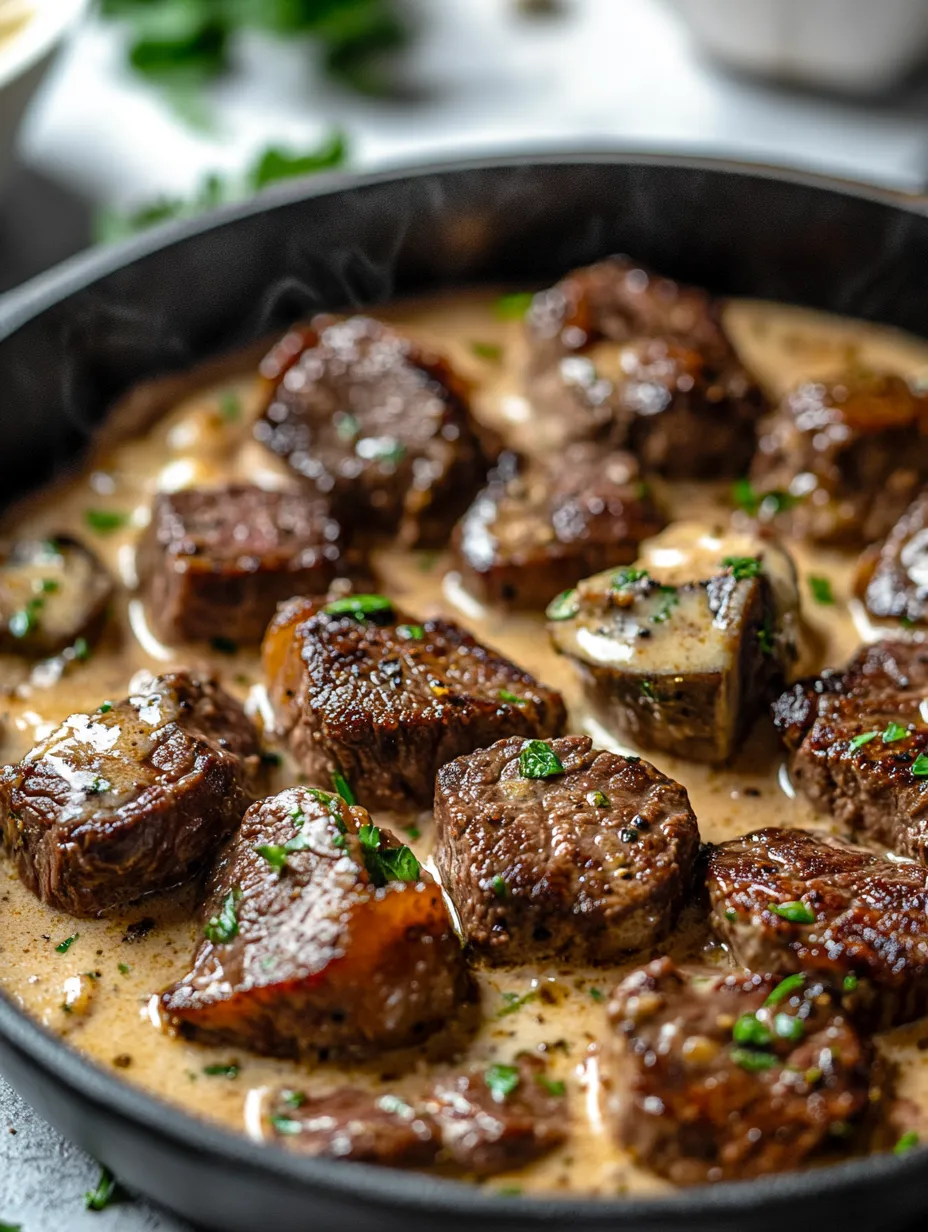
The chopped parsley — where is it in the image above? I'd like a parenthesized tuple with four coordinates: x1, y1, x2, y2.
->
(396, 623, 424, 640)
(118, 963, 130, 976)
(589, 987, 605, 1002)
(770, 900, 816, 925)
(732, 1013, 773, 1048)
(843, 974, 859, 993)
(323, 593, 394, 621)
(9, 596, 44, 639)
(256, 844, 289, 872)
(491, 874, 509, 900)
(723, 555, 762, 580)
(85, 1165, 118, 1211)
(484, 1063, 521, 1102)
(612, 567, 649, 590)
(72, 636, 91, 662)
(764, 973, 805, 1006)
(218, 391, 241, 422)
(586, 789, 609, 807)
(773, 1012, 805, 1043)
(883, 722, 908, 744)
(357, 823, 420, 887)
(203, 1063, 239, 1078)
(498, 688, 526, 705)
(519, 740, 564, 779)
(270, 1115, 303, 1136)
(494, 292, 534, 320)
(913, 753, 928, 777)
(210, 636, 238, 655)
(282, 1090, 306, 1108)
(204, 888, 242, 944)
(55, 934, 79, 954)
(640, 679, 655, 699)
(331, 770, 356, 804)
(84, 509, 129, 534)
(497, 989, 537, 1018)
(650, 585, 679, 624)
(470, 340, 503, 362)
(757, 617, 775, 657)
(536, 1075, 566, 1097)
(850, 730, 879, 749)
(545, 589, 579, 621)
(730, 1047, 777, 1072)
(731, 478, 797, 517)
(895, 1130, 920, 1154)
(808, 575, 834, 605)
(99, 701, 113, 714)
(405, 824, 421, 840)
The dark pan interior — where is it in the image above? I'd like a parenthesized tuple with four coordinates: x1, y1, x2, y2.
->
(1, 153, 928, 1231)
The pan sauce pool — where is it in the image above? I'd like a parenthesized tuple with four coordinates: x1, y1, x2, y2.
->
(0, 289, 927, 1196)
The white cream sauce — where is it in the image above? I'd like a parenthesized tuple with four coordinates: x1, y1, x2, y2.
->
(0, 291, 927, 1197)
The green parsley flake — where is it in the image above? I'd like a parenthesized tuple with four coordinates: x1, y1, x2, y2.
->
(723, 555, 762, 580)
(732, 1013, 773, 1048)
(546, 589, 579, 621)
(85, 1165, 118, 1211)
(913, 753, 928, 777)
(470, 340, 503, 362)
(536, 1075, 566, 1097)
(218, 391, 241, 422)
(494, 292, 534, 320)
(850, 730, 878, 749)
(324, 593, 394, 621)
(204, 888, 242, 944)
(519, 740, 564, 779)
(589, 987, 605, 1002)
(586, 789, 609, 807)
(484, 1063, 521, 1102)
(270, 1115, 303, 1136)
(396, 623, 424, 640)
(56, 933, 79, 954)
(358, 822, 420, 887)
(283, 1090, 306, 1108)
(895, 1130, 920, 1154)
(118, 963, 130, 976)
(331, 770, 356, 804)
(498, 688, 526, 705)
(612, 567, 649, 590)
(883, 722, 908, 743)
(650, 585, 679, 624)
(770, 900, 816, 925)
(764, 973, 805, 1006)
(843, 974, 859, 993)
(491, 874, 509, 900)
(773, 1012, 805, 1043)
(497, 989, 537, 1018)
(731, 478, 797, 517)
(84, 509, 129, 534)
(256, 844, 289, 872)
(730, 1046, 777, 1072)
(203, 1063, 239, 1078)
(99, 701, 113, 714)
(808, 575, 834, 605)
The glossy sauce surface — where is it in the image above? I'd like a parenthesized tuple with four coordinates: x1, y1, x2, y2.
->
(1, 291, 928, 1196)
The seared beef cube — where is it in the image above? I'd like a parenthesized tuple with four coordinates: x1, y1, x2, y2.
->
(267, 1055, 566, 1176)
(607, 958, 873, 1185)
(772, 639, 928, 862)
(549, 524, 799, 763)
(137, 485, 346, 645)
(750, 371, 928, 545)
(0, 535, 111, 657)
(161, 786, 473, 1057)
(855, 489, 928, 625)
(707, 827, 928, 1029)
(254, 316, 489, 548)
(434, 735, 699, 963)
(263, 595, 566, 810)
(452, 446, 665, 609)
(0, 672, 259, 916)
(266, 1087, 439, 1166)
(423, 1055, 566, 1176)
(523, 257, 766, 468)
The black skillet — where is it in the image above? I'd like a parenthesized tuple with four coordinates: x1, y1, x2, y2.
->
(0, 152, 927, 1232)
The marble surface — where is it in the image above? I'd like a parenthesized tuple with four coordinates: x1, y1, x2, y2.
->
(3, 1, 928, 1226)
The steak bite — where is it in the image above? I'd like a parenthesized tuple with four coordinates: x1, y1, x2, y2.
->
(855, 489, 928, 626)
(0, 535, 112, 658)
(263, 594, 566, 810)
(266, 1055, 566, 1176)
(0, 672, 259, 916)
(523, 257, 766, 470)
(750, 371, 928, 545)
(254, 316, 489, 548)
(607, 958, 873, 1185)
(137, 485, 347, 645)
(772, 639, 928, 862)
(266, 1086, 439, 1166)
(707, 827, 928, 1029)
(452, 446, 665, 610)
(549, 523, 799, 763)
(434, 735, 699, 964)
(161, 786, 473, 1058)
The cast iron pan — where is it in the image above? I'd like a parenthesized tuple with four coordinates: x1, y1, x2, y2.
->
(1, 152, 928, 1232)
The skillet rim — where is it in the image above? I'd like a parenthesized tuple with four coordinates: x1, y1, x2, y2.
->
(0, 147, 926, 1224)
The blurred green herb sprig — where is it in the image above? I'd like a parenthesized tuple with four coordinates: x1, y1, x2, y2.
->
(99, 0, 411, 100)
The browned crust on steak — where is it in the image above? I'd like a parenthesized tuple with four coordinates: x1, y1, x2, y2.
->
(434, 735, 700, 964)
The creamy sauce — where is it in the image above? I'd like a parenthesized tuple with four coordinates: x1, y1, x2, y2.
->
(1, 290, 928, 1197)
